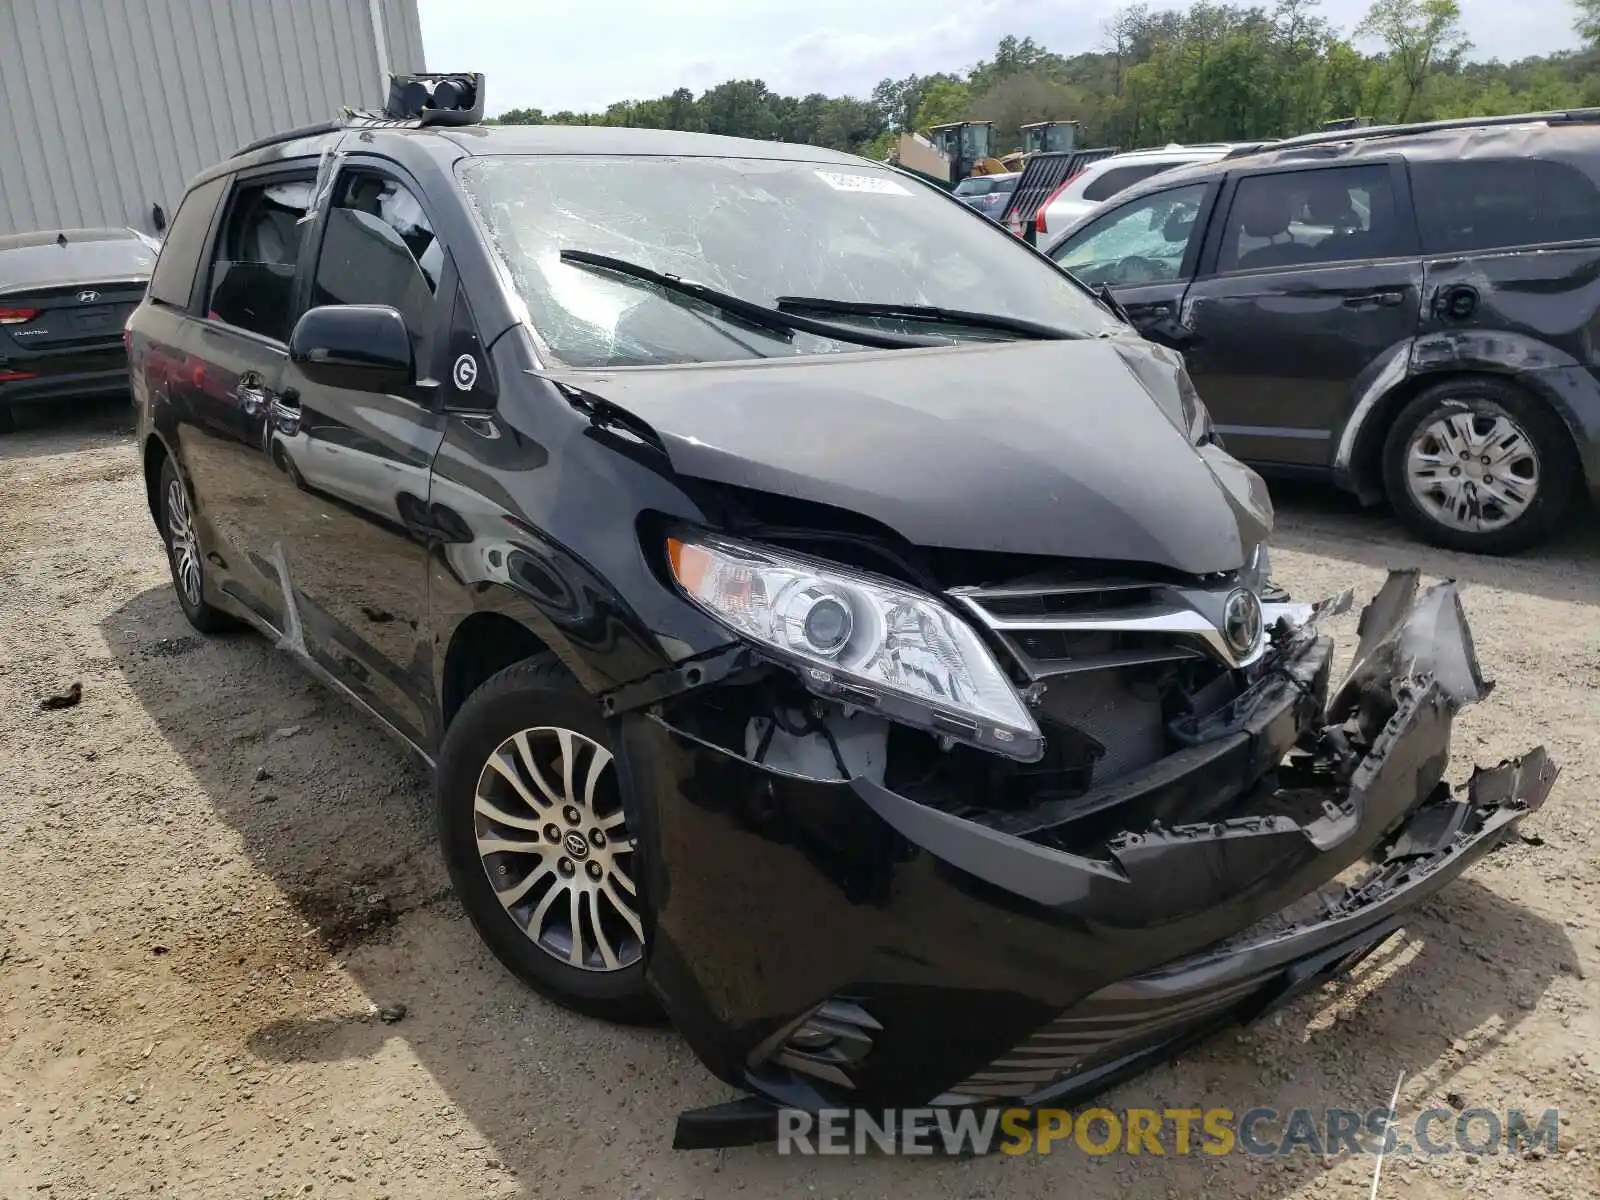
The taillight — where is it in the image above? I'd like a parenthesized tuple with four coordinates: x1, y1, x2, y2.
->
(0, 306, 40, 325)
(0, 369, 38, 382)
(1035, 172, 1083, 234)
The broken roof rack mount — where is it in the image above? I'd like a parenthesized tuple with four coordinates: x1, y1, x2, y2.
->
(232, 72, 485, 158)
(1226, 107, 1600, 157)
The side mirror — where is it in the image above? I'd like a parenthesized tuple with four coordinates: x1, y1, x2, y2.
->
(289, 305, 413, 393)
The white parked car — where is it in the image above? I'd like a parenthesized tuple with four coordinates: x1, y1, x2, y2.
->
(1033, 144, 1248, 242)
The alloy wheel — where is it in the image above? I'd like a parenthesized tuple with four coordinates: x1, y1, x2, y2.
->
(472, 726, 642, 972)
(165, 477, 203, 607)
(1404, 408, 1540, 534)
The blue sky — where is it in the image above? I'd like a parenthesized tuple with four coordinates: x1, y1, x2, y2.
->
(417, 0, 1583, 117)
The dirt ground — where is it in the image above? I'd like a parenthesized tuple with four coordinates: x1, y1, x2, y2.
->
(2, 399, 1598, 1200)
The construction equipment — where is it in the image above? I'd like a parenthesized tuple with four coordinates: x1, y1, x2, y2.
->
(996, 147, 1119, 243)
(998, 121, 1084, 171)
(1020, 121, 1081, 156)
(927, 121, 1008, 183)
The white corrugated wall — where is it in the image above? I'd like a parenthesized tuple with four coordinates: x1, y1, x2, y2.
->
(0, 0, 426, 236)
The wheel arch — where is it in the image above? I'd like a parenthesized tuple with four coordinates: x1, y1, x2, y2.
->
(439, 607, 559, 733)
(142, 432, 173, 527)
(1339, 365, 1589, 506)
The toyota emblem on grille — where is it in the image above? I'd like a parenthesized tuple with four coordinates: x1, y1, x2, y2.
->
(76, 290, 99, 303)
(1223, 588, 1263, 658)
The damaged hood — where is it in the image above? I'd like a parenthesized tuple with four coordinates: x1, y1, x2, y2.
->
(542, 337, 1272, 576)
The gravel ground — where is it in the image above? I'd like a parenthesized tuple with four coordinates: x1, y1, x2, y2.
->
(2, 400, 1598, 1199)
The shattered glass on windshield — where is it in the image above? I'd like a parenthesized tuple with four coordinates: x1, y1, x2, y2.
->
(457, 155, 1118, 367)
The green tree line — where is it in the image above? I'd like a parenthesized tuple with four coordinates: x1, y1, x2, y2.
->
(492, 0, 1600, 159)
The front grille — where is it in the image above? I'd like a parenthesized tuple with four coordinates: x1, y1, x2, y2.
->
(975, 585, 1162, 619)
(1008, 629, 1207, 673)
(950, 576, 1254, 679)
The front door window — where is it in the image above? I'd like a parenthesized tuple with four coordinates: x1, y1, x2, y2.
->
(1051, 184, 1208, 288)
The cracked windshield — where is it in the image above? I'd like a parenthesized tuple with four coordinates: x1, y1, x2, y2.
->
(459, 154, 1117, 366)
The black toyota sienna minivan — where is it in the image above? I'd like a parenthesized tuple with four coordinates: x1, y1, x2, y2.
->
(126, 77, 1554, 1146)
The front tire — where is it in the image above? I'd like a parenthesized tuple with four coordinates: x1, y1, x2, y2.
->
(436, 656, 655, 1023)
(1382, 378, 1576, 554)
(157, 456, 237, 634)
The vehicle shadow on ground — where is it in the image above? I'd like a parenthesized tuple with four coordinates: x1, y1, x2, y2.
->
(101, 583, 1578, 1198)
(1269, 481, 1600, 608)
(0, 396, 134, 461)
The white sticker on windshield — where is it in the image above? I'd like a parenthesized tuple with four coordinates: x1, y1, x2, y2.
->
(814, 170, 911, 195)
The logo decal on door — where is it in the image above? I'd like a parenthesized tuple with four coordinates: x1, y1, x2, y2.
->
(452, 354, 478, 391)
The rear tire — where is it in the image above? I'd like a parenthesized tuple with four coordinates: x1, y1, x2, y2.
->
(436, 656, 657, 1024)
(157, 456, 238, 634)
(0, 406, 15, 435)
(1381, 378, 1576, 555)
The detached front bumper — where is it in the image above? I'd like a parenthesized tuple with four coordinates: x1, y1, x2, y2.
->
(611, 572, 1557, 1146)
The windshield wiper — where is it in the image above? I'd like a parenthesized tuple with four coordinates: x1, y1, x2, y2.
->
(774, 296, 1080, 341)
(559, 251, 938, 350)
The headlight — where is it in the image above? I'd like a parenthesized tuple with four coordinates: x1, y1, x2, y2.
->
(666, 533, 1041, 761)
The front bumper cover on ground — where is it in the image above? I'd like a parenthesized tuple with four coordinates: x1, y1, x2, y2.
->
(610, 571, 1558, 1149)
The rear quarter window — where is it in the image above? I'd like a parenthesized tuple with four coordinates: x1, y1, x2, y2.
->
(1082, 162, 1177, 203)
(1411, 157, 1600, 253)
(147, 175, 227, 309)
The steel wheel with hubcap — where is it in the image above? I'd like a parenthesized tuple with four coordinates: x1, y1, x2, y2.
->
(1382, 379, 1576, 555)
(1403, 410, 1539, 535)
(437, 656, 657, 1023)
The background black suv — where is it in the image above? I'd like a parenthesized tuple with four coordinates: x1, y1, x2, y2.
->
(1048, 112, 1600, 554)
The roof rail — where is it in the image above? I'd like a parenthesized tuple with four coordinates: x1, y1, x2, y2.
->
(232, 120, 344, 158)
(1225, 108, 1600, 157)
(231, 72, 485, 158)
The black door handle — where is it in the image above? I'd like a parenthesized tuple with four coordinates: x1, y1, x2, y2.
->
(1343, 290, 1405, 308)
(1143, 317, 1198, 350)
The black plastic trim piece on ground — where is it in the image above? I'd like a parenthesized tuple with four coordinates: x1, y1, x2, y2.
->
(673, 1096, 784, 1150)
